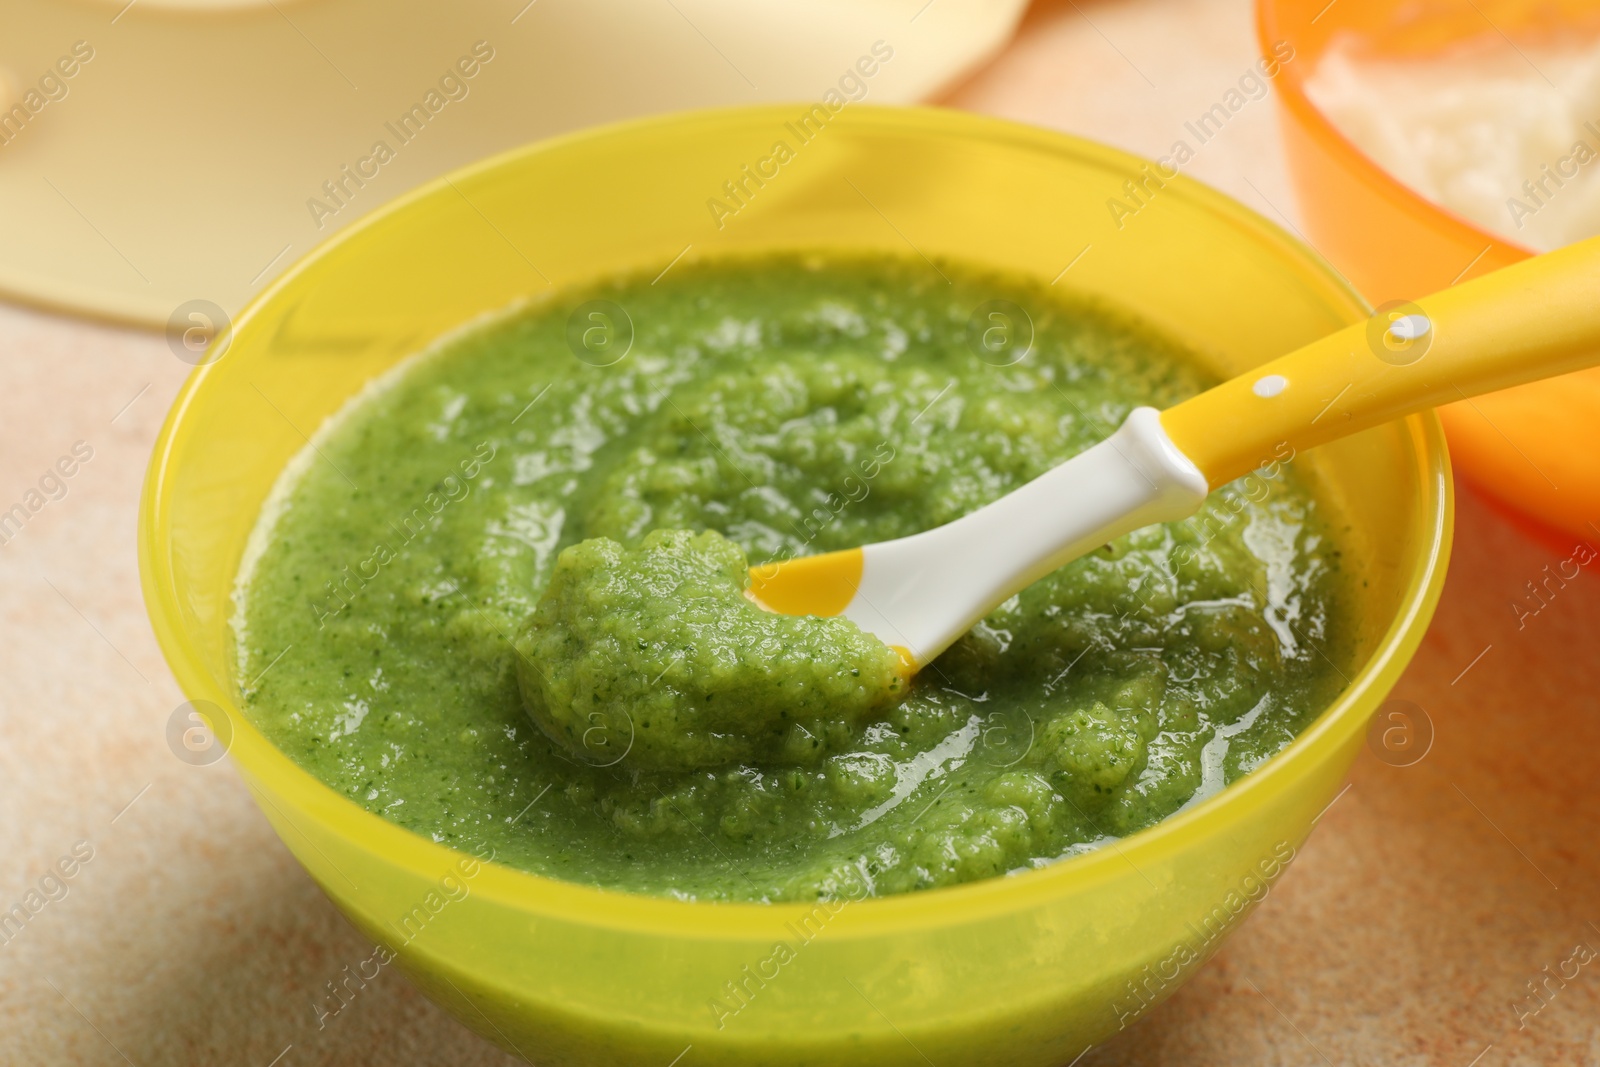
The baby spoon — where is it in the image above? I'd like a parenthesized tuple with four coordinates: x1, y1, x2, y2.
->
(747, 232, 1600, 670)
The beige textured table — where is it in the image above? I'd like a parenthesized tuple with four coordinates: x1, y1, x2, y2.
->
(4, 1, 1597, 1063)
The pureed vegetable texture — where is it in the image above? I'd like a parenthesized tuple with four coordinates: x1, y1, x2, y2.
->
(236, 253, 1353, 902)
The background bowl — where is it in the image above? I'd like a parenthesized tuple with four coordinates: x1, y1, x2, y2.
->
(140, 105, 1451, 1067)
(1259, 0, 1600, 546)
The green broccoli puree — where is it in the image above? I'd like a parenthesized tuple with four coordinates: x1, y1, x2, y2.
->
(512, 529, 906, 774)
(235, 253, 1353, 902)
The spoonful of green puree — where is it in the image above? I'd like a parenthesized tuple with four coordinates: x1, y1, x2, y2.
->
(518, 233, 1600, 774)
(512, 529, 906, 774)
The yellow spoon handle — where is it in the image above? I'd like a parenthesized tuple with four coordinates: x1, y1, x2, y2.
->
(1161, 233, 1600, 489)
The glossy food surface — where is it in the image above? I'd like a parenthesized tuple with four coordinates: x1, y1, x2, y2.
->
(235, 253, 1353, 902)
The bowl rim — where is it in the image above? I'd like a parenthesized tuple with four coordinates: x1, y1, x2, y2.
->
(139, 102, 1454, 938)
(1255, 0, 1538, 260)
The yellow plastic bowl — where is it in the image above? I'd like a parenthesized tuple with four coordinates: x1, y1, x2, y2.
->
(140, 105, 1451, 1066)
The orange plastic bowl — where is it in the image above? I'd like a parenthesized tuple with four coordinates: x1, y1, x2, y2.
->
(1260, 0, 1600, 547)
